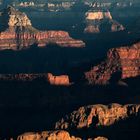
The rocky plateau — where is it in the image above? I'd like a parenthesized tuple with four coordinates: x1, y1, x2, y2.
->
(84, 9, 124, 33)
(0, 6, 85, 50)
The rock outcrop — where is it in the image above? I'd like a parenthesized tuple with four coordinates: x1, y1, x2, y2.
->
(84, 9, 124, 33)
(85, 41, 140, 84)
(93, 137, 108, 140)
(0, 73, 70, 85)
(47, 73, 70, 86)
(0, 6, 85, 50)
(55, 104, 140, 130)
(17, 131, 108, 140)
(17, 130, 81, 140)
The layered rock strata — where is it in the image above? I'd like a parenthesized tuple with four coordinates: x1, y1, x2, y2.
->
(0, 73, 70, 85)
(85, 41, 140, 84)
(55, 104, 140, 130)
(0, 6, 85, 50)
(84, 10, 124, 33)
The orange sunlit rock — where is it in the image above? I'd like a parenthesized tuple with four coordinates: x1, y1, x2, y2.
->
(85, 42, 140, 84)
(55, 104, 140, 130)
(0, 6, 85, 50)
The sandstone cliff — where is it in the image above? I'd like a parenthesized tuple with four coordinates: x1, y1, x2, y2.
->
(84, 10, 124, 33)
(47, 73, 70, 86)
(17, 130, 81, 140)
(85, 41, 140, 84)
(17, 131, 108, 140)
(0, 6, 85, 50)
(55, 103, 140, 130)
(0, 73, 70, 85)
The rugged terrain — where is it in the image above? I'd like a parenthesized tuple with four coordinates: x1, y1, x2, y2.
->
(0, 75, 140, 139)
(0, 73, 70, 85)
(56, 104, 140, 129)
(11, 103, 140, 140)
(85, 41, 140, 84)
(84, 9, 124, 33)
(0, 2, 140, 140)
(0, 6, 85, 50)
(0, 40, 140, 86)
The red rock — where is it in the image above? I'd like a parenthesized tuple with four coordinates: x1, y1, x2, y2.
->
(55, 104, 140, 130)
(17, 130, 81, 140)
(85, 42, 140, 84)
(47, 73, 70, 86)
(0, 6, 85, 50)
(84, 10, 124, 33)
(0, 73, 70, 86)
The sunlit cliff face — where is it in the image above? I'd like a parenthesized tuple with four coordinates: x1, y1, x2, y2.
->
(84, 9, 124, 33)
(85, 42, 140, 85)
(0, 6, 32, 31)
(85, 10, 112, 20)
(55, 104, 140, 129)
(0, 73, 71, 86)
(0, 6, 85, 50)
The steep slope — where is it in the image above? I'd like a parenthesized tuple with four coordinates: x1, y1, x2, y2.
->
(85, 41, 140, 84)
(55, 104, 140, 130)
(0, 6, 85, 50)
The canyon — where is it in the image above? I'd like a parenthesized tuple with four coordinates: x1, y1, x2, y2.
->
(0, 6, 85, 50)
(9, 103, 140, 140)
(0, 2, 140, 140)
(85, 41, 140, 84)
(0, 41, 140, 86)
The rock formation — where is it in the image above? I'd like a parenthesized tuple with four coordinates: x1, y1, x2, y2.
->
(1, 41, 140, 85)
(17, 131, 108, 140)
(0, 73, 70, 85)
(17, 130, 81, 140)
(47, 73, 70, 86)
(93, 137, 108, 140)
(0, 6, 85, 50)
(55, 103, 140, 130)
(85, 41, 140, 84)
(84, 9, 124, 33)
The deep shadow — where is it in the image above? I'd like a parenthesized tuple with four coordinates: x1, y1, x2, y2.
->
(0, 76, 140, 138)
(109, 71, 122, 84)
(70, 112, 140, 140)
